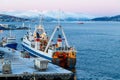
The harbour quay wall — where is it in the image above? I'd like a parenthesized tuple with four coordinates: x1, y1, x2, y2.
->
(0, 47, 73, 80)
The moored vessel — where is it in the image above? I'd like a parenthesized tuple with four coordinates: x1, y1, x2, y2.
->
(22, 17, 76, 68)
(0, 24, 9, 30)
(1, 30, 17, 50)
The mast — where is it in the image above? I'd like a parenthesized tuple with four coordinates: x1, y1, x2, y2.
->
(28, 24, 31, 33)
(9, 29, 12, 37)
(57, 10, 60, 26)
(44, 25, 69, 53)
(44, 10, 69, 53)
(61, 26, 69, 47)
(39, 13, 43, 26)
(22, 22, 25, 27)
(39, 14, 42, 25)
(44, 26, 59, 53)
(39, 13, 46, 34)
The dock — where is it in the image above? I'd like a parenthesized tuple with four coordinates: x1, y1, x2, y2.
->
(0, 47, 73, 80)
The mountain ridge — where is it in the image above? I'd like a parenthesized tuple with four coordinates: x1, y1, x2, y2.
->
(91, 15, 120, 21)
(0, 10, 94, 21)
(0, 11, 120, 22)
(0, 14, 29, 22)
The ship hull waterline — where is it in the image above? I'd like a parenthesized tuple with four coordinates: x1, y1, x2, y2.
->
(22, 42, 76, 69)
(4, 43, 18, 50)
(22, 42, 52, 60)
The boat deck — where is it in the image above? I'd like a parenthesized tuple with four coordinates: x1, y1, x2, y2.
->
(0, 47, 73, 80)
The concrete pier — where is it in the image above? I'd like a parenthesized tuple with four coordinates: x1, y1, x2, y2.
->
(0, 47, 73, 80)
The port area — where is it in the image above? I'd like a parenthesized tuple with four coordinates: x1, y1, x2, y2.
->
(0, 47, 73, 80)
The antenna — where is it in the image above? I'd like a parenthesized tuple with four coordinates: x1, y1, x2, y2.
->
(28, 24, 31, 32)
(57, 9, 61, 26)
(9, 29, 12, 37)
(39, 12, 43, 25)
(22, 22, 25, 27)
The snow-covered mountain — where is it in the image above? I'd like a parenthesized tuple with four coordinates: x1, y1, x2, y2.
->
(0, 10, 95, 21)
(0, 10, 39, 18)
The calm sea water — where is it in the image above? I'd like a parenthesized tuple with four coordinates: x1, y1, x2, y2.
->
(1, 21, 120, 80)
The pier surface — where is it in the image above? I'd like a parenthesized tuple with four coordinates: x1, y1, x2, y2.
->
(0, 47, 73, 80)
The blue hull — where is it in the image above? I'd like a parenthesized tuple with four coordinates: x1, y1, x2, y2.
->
(22, 44, 52, 60)
(0, 27, 6, 30)
(5, 43, 18, 50)
(0, 26, 9, 30)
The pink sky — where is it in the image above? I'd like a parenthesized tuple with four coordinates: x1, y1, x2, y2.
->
(0, 0, 120, 16)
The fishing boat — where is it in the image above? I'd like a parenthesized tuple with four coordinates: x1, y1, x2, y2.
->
(1, 30, 17, 50)
(22, 17, 76, 69)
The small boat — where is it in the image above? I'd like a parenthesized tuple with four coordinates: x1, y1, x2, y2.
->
(77, 22, 84, 24)
(1, 30, 17, 50)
